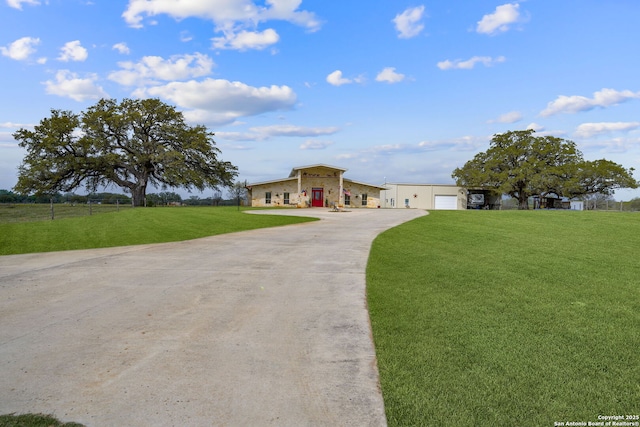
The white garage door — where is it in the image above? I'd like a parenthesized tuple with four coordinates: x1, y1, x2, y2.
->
(434, 195, 458, 210)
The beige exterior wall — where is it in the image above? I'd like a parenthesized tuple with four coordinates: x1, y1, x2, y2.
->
(299, 165, 342, 207)
(248, 165, 383, 208)
(249, 179, 301, 207)
(380, 184, 467, 210)
(341, 182, 381, 208)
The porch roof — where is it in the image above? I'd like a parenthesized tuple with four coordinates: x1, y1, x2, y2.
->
(343, 178, 387, 190)
(246, 164, 385, 190)
(288, 164, 348, 177)
(246, 176, 297, 188)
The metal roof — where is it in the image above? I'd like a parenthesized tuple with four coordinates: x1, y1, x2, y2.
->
(246, 176, 297, 187)
(288, 164, 348, 177)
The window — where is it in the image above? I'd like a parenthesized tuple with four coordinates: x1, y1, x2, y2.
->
(390, 198, 395, 207)
(265, 192, 271, 204)
(283, 192, 290, 204)
(361, 193, 368, 206)
(344, 194, 351, 206)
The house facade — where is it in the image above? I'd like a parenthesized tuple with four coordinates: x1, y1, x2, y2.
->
(247, 164, 386, 208)
(379, 183, 467, 210)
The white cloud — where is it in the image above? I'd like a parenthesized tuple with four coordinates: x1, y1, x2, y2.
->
(123, 0, 257, 28)
(136, 78, 297, 126)
(112, 42, 131, 55)
(488, 111, 522, 124)
(212, 28, 279, 51)
(575, 122, 640, 138)
(44, 70, 108, 102)
(476, 3, 521, 35)
(0, 121, 34, 128)
(326, 70, 365, 86)
(582, 137, 640, 154)
(0, 136, 19, 147)
(249, 124, 339, 138)
(369, 144, 408, 155)
(122, 0, 321, 52)
(527, 122, 545, 132)
(418, 135, 485, 152)
(259, 0, 322, 31)
(540, 88, 640, 117)
(0, 36, 40, 61)
(375, 67, 405, 84)
(213, 125, 339, 143)
(300, 140, 334, 150)
(109, 53, 214, 86)
(326, 70, 351, 86)
(437, 56, 505, 70)
(335, 153, 359, 161)
(215, 131, 268, 142)
(393, 5, 425, 39)
(417, 140, 450, 150)
(340, 136, 486, 165)
(58, 40, 88, 62)
(7, 0, 40, 10)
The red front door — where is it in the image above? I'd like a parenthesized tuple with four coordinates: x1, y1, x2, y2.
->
(311, 188, 324, 207)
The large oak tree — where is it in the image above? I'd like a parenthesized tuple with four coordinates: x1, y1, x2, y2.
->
(13, 98, 237, 206)
(564, 159, 638, 199)
(452, 130, 637, 209)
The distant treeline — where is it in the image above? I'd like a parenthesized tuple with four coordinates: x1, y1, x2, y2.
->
(0, 189, 244, 207)
(0, 190, 132, 204)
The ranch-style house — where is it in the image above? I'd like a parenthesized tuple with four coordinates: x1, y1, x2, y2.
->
(246, 164, 386, 208)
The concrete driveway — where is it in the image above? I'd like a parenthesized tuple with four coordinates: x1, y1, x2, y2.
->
(0, 208, 426, 426)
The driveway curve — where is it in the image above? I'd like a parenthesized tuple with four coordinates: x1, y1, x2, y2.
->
(0, 208, 426, 426)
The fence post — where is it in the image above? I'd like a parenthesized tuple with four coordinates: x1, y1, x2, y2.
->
(50, 197, 54, 220)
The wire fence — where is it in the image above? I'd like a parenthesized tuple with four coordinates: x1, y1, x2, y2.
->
(500, 198, 640, 211)
(0, 199, 249, 223)
(0, 201, 133, 223)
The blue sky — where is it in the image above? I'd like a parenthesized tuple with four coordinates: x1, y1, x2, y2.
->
(1, 0, 640, 200)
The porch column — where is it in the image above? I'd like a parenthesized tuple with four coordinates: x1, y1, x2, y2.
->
(339, 171, 344, 206)
(297, 170, 302, 194)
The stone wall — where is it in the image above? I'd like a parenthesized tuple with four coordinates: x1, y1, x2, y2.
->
(249, 177, 382, 208)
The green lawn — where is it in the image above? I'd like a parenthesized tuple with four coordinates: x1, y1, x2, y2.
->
(0, 413, 84, 427)
(0, 202, 131, 223)
(3, 208, 639, 425)
(367, 211, 640, 426)
(0, 206, 315, 255)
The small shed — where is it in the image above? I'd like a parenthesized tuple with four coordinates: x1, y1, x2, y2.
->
(533, 194, 577, 210)
(570, 200, 584, 211)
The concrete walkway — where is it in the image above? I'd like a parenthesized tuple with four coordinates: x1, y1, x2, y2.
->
(0, 208, 426, 426)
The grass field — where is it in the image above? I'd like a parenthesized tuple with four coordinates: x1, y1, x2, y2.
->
(0, 413, 84, 427)
(0, 203, 132, 223)
(367, 210, 640, 426)
(0, 205, 315, 255)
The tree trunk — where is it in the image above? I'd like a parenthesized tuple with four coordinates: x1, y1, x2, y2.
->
(518, 195, 530, 210)
(131, 183, 147, 207)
